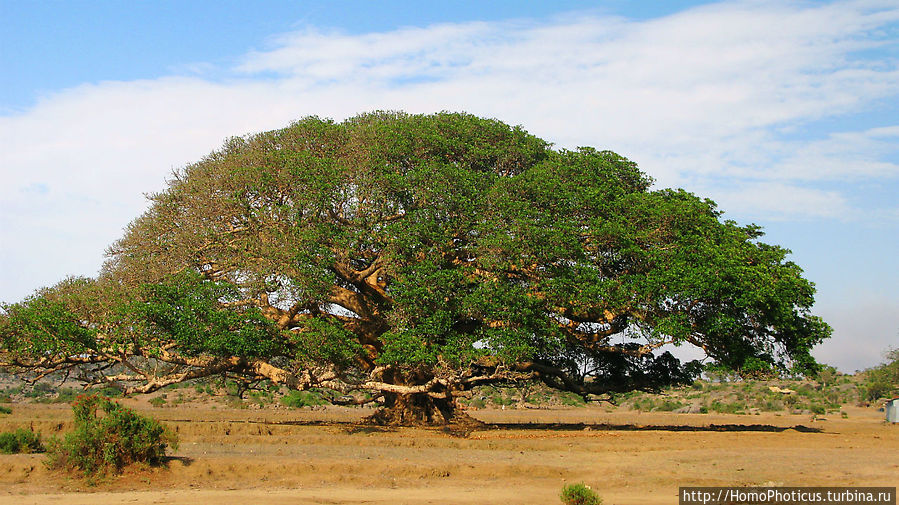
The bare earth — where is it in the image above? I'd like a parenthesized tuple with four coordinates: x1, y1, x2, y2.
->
(1, 401, 896, 505)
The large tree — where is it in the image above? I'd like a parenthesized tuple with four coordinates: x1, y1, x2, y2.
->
(0, 112, 830, 424)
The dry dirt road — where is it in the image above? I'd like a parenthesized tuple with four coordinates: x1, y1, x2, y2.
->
(1, 403, 896, 505)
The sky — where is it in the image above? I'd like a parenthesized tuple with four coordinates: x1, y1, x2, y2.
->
(1, 0, 897, 372)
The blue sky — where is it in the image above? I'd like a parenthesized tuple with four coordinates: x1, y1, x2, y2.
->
(1, 0, 897, 371)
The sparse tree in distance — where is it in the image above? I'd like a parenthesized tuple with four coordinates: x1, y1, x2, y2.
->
(861, 347, 899, 402)
(0, 112, 831, 425)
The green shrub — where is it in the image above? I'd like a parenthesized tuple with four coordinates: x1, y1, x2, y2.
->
(46, 387, 80, 404)
(45, 395, 178, 477)
(280, 390, 327, 408)
(761, 398, 784, 412)
(630, 397, 654, 411)
(92, 387, 123, 398)
(709, 400, 746, 415)
(656, 399, 685, 411)
(248, 389, 274, 406)
(861, 349, 899, 401)
(25, 382, 54, 398)
(561, 483, 601, 505)
(559, 392, 587, 407)
(0, 429, 44, 454)
(468, 397, 486, 409)
(149, 397, 166, 408)
(0, 405, 11, 414)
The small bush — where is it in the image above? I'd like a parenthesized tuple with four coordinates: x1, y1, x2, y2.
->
(280, 390, 327, 408)
(559, 392, 587, 407)
(0, 405, 11, 415)
(561, 483, 601, 505)
(708, 400, 747, 415)
(656, 399, 685, 411)
(45, 395, 178, 477)
(24, 382, 54, 398)
(0, 429, 44, 453)
(34, 387, 80, 404)
(92, 387, 123, 398)
(225, 396, 248, 409)
(149, 397, 166, 408)
(248, 389, 274, 406)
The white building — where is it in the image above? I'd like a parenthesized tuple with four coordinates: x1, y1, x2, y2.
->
(886, 398, 899, 423)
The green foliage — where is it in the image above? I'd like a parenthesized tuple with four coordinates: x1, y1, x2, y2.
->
(45, 395, 178, 476)
(18, 384, 115, 404)
(280, 390, 328, 408)
(25, 382, 54, 397)
(149, 397, 166, 408)
(709, 400, 746, 415)
(93, 386, 123, 398)
(629, 395, 687, 412)
(0, 405, 10, 414)
(248, 389, 274, 406)
(0, 428, 44, 454)
(130, 271, 283, 358)
(559, 392, 587, 407)
(1, 111, 832, 414)
(560, 483, 601, 505)
(860, 348, 899, 401)
(621, 375, 861, 416)
(37, 387, 80, 404)
(467, 398, 486, 409)
(0, 277, 100, 359)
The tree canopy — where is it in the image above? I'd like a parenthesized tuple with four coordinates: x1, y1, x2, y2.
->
(0, 111, 831, 424)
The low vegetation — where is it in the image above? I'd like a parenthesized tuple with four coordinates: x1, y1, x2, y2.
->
(858, 348, 899, 403)
(561, 483, 601, 505)
(1, 352, 895, 420)
(281, 390, 329, 409)
(620, 373, 858, 415)
(0, 383, 122, 404)
(45, 395, 178, 478)
(0, 428, 44, 454)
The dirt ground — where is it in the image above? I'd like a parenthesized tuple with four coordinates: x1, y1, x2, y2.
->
(0, 402, 896, 505)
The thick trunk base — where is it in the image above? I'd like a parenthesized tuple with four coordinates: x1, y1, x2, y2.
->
(366, 393, 484, 431)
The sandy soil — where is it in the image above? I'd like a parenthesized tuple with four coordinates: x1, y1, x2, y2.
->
(1, 402, 896, 505)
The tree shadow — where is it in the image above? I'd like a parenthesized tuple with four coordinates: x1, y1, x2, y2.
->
(341, 424, 399, 435)
(160, 417, 823, 437)
(474, 422, 822, 434)
(162, 455, 195, 467)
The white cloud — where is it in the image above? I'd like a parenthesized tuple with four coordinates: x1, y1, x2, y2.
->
(699, 182, 852, 220)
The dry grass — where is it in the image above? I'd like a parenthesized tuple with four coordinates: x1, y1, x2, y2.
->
(0, 400, 896, 505)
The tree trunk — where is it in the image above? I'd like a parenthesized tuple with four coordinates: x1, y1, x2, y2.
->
(367, 392, 483, 428)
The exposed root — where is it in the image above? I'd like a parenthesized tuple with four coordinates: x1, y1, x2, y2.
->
(364, 392, 485, 434)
